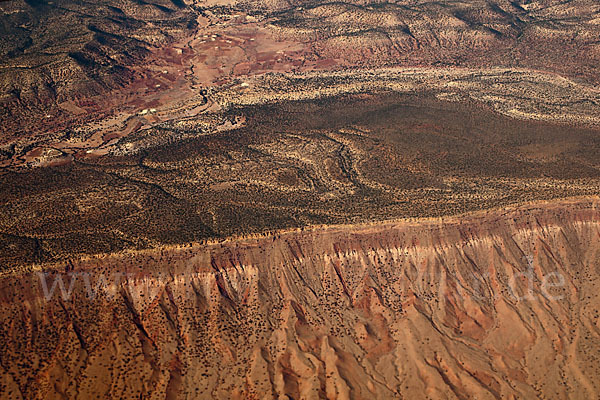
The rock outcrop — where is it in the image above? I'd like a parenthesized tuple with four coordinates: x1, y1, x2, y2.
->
(1, 198, 599, 399)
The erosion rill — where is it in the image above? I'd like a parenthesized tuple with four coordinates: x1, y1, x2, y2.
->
(1, 198, 599, 399)
(3, 0, 600, 399)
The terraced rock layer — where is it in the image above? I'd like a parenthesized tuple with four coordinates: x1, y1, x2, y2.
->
(1, 198, 599, 399)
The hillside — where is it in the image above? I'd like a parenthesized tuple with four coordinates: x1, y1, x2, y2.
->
(1, 198, 599, 399)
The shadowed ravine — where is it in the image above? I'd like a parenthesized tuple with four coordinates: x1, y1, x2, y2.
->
(1, 197, 599, 399)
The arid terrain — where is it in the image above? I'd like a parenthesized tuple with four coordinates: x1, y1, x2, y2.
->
(1, 0, 600, 399)
(1, 199, 600, 399)
(2, 0, 600, 170)
(2, 89, 600, 266)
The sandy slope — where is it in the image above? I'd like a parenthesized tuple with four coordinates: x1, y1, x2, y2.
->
(1, 197, 599, 399)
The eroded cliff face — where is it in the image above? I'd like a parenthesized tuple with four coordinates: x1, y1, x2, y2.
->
(1, 198, 600, 399)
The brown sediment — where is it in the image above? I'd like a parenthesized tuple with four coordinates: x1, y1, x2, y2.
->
(1, 197, 599, 399)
